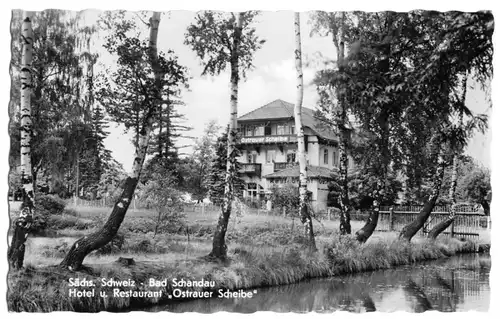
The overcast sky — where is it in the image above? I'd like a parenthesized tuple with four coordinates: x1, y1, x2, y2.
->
(90, 10, 491, 171)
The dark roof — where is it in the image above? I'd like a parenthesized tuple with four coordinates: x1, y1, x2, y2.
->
(238, 99, 338, 142)
(264, 165, 339, 179)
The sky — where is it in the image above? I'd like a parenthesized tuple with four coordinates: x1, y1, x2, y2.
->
(88, 10, 493, 172)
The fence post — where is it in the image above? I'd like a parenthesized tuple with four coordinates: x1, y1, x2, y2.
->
(389, 208, 393, 231)
(327, 208, 331, 221)
(450, 220, 455, 238)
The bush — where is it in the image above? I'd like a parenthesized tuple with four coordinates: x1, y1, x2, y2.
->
(36, 195, 66, 215)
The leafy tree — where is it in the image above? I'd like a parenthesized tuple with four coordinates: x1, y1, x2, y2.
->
(185, 11, 264, 259)
(95, 159, 127, 201)
(206, 128, 244, 205)
(310, 11, 492, 242)
(139, 167, 185, 237)
(459, 166, 491, 216)
(179, 120, 222, 202)
(311, 11, 357, 236)
(9, 10, 97, 194)
(60, 12, 164, 270)
(269, 183, 300, 216)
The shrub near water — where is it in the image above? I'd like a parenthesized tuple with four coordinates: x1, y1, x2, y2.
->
(322, 235, 470, 274)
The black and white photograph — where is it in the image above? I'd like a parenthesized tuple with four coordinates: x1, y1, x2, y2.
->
(4, 1, 495, 313)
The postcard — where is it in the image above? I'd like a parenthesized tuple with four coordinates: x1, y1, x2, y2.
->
(6, 5, 492, 313)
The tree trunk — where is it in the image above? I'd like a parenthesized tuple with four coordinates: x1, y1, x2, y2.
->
(293, 13, 316, 251)
(209, 13, 243, 259)
(59, 12, 162, 270)
(428, 71, 466, 240)
(428, 153, 458, 240)
(399, 150, 447, 241)
(9, 12, 34, 270)
(481, 200, 490, 216)
(336, 12, 351, 235)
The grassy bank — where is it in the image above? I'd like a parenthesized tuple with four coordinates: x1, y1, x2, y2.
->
(7, 204, 490, 312)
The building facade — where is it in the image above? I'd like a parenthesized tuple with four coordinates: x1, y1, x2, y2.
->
(237, 99, 355, 211)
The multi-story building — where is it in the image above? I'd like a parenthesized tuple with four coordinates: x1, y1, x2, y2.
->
(237, 99, 355, 211)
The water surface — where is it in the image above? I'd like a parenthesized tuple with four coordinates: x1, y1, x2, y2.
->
(150, 254, 490, 313)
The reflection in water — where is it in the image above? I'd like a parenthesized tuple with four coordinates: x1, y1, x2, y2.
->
(147, 254, 490, 313)
(403, 278, 433, 312)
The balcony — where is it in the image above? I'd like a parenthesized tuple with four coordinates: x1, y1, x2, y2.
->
(274, 162, 298, 172)
(239, 163, 262, 176)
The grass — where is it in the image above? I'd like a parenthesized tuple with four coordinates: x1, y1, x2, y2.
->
(7, 204, 491, 312)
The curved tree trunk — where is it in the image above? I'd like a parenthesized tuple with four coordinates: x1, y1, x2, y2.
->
(59, 12, 162, 270)
(9, 12, 34, 270)
(399, 150, 447, 241)
(293, 13, 316, 251)
(209, 13, 243, 259)
(428, 72, 466, 240)
(428, 153, 459, 240)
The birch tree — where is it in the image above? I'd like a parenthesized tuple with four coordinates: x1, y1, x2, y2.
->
(310, 11, 352, 235)
(185, 11, 264, 259)
(8, 12, 34, 269)
(60, 12, 163, 270)
(294, 13, 316, 251)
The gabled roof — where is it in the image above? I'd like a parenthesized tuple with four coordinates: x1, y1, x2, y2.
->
(264, 165, 339, 179)
(238, 99, 338, 142)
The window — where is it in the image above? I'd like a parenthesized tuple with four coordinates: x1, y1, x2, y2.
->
(264, 126, 272, 136)
(246, 126, 254, 137)
(277, 124, 286, 135)
(255, 125, 264, 136)
(247, 183, 257, 198)
(266, 150, 276, 163)
(289, 125, 295, 134)
(287, 151, 296, 163)
(324, 149, 329, 165)
(333, 150, 339, 167)
(247, 152, 257, 163)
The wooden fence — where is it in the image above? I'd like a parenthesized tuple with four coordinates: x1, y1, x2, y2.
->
(326, 205, 490, 240)
(68, 197, 223, 214)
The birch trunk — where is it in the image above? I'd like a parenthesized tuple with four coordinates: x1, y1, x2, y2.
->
(293, 13, 316, 251)
(9, 12, 34, 269)
(60, 12, 162, 270)
(209, 13, 243, 259)
(337, 12, 351, 235)
(428, 73, 467, 239)
(400, 148, 448, 241)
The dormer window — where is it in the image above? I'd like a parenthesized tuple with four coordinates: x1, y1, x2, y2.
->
(323, 149, 329, 164)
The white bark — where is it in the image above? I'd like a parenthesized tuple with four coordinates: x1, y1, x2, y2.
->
(19, 11, 34, 217)
(294, 13, 307, 204)
(294, 13, 316, 250)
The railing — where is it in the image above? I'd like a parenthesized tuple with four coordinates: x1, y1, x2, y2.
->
(238, 163, 262, 176)
(273, 162, 298, 172)
(274, 162, 298, 172)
